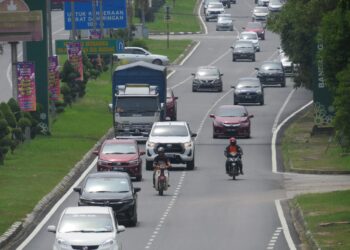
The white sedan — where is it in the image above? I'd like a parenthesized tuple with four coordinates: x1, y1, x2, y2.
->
(239, 31, 261, 52)
(113, 46, 169, 65)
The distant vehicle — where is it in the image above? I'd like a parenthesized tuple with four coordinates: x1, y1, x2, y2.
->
(203, 0, 220, 14)
(239, 31, 261, 51)
(113, 47, 169, 65)
(145, 121, 197, 170)
(244, 21, 266, 40)
(205, 2, 225, 22)
(210, 105, 254, 138)
(278, 49, 294, 76)
(47, 206, 125, 250)
(220, 0, 231, 8)
(255, 61, 286, 87)
(232, 77, 264, 105)
(166, 88, 178, 121)
(94, 138, 144, 181)
(231, 40, 256, 62)
(216, 13, 234, 31)
(268, 0, 283, 12)
(191, 66, 223, 92)
(258, 0, 270, 6)
(252, 6, 269, 22)
(51, 1, 64, 10)
(73, 172, 141, 226)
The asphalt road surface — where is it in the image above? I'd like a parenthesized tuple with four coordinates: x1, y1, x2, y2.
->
(16, 1, 313, 250)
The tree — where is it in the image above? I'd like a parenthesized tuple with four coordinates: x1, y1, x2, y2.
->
(0, 111, 11, 165)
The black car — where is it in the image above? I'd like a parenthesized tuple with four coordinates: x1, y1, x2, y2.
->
(74, 172, 141, 226)
(255, 61, 286, 87)
(232, 77, 264, 105)
(231, 40, 256, 62)
(191, 66, 223, 92)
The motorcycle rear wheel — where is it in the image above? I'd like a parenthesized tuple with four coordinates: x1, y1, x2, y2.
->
(159, 189, 163, 196)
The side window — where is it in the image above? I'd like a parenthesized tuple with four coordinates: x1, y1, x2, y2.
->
(134, 49, 145, 55)
(124, 49, 132, 54)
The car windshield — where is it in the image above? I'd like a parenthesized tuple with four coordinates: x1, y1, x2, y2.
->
(235, 42, 253, 48)
(216, 107, 246, 117)
(218, 16, 231, 22)
(151, 125, 189, 137)
(196, 68, 219, 77)
(241, 33, 257, 40)
(102, 143, 136, 154)
(254, 7, 268, 13)
(261, 63, 282, 71)
(237, 83, 260, 89)
(116, 97, 158, 113)
(58, 214, 113, 233)
(208, 3, 222, 8)
(85, 177, 131, 193)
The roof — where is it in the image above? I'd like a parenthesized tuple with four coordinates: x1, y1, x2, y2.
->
(153, 121, 187, 126)
(64, 206, 112, 215)
(115, 61, 165, 72)
(103, 138, 137, 144)
(86, 172, 130, 179)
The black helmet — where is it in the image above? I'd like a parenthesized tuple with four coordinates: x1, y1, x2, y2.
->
(158, 147, 165, 154)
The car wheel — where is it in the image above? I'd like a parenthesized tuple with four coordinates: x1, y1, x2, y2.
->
(232, 57, 236, 61)
(146, 160, 153, 171)
(205, 18, 209, 22)
(152, 59, 162, 65)
(213, 132, 218, 138)
(135, 175, 142, 182)
(281, 81, 286, 87)
(252, 55, 256, 62)
(129, 207, 138, 227)
(218, 86, 223, 92)
(228, 4, 231, 8)
(234, 100, 238, 105)
(186, 157, 195, 170)
(192, 86, 197, 92)
(262, 35, 265, 40)
(260, 98, 264, 105)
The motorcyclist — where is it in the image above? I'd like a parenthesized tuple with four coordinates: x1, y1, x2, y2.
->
(224, 137, 243, 174)
(153, 147, 171, 187)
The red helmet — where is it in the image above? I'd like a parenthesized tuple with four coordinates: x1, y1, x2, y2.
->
(229, 137, 236, 145)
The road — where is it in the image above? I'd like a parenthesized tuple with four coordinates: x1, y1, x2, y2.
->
(17, 1, 313, 250)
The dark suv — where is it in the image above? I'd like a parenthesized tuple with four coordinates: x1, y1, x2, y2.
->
(255, 61, 286, 87)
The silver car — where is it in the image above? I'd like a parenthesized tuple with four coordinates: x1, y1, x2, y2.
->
(48, 206, 125, 250)
(216, 14, 234, 31)
(239, 31, 261, 51)
(252, 6, 269, 22)
(113, 47, 169, 65)
(205, 2, 225, 22)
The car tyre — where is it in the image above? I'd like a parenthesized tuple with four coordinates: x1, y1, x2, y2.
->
(252, 56, 256, 62)
(152, 59, 162, 65)
(232, 56, 236, 62)
(146, 160, 153, 171)
(281, 81, 286, 87)
(135, 175, 142, 182)
(260, 98, 264, 105)
(186, 157, 195, 170)
(192, 86, 197, 92)
(234, 100, 238, 105)
(129, 208, 138, 227)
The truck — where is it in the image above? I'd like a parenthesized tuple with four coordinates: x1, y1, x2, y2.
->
(112, 61, 167, 140)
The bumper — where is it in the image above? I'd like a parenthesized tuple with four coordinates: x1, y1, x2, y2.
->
(216, 24, 233, 30)
(234, 93, 263, 104)
(146, 149, 194, 164)
(213, 125, 250, 138)
(233, 53, 255, 60)
(97, 164, 142, 178)
(259, 75, 285, 85)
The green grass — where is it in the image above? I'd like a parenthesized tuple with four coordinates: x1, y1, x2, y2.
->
(295, 191, 350, 250)
(281, 107, 350, 172)
(0, 39, 192, 235)
(133, 0, 201, 33)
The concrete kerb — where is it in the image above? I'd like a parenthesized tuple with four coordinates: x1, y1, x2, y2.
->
(0, 128, 115, 249)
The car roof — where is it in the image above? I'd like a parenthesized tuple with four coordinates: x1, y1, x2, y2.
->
(153, 121, 187, 126)
(64, 206, 111, 215)
(197, 65, 218, 70)
(241, 31, 258, 36)
(87, 172, 130, 179)
(238, 77, 260, 82)
(218, 105, 245, 110)
(103, 138, 137, 145)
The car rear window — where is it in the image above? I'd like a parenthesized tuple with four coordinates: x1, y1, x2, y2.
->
(216, 107, 246, 117)
(102, 143, 136, 154)
(85, 177, 131, 193)
(59, 214, 113, 233)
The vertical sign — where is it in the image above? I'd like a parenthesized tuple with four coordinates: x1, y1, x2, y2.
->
(67, 42, 83, 81)
(48, 56, 60, 101)
(16, 62, 37, 111)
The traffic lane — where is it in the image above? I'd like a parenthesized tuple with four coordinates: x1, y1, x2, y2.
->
(144, 144, 289, 250)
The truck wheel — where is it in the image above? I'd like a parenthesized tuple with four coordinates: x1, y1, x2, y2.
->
(146, 160, 153, 171)
(186, 157, 195, 170)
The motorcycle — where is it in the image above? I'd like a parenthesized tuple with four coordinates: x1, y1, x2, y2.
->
(226, 153, 242, 180)
(154, 163, 170, 195)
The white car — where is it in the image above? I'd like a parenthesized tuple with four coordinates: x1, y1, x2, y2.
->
(239, 31, 261, 52)
(268, 0, 283, 12)
(279, 49, 294, 76)
(252, 6, 269, 22)
(113, 47, 169, 65)
(205, 2, 225, 22)
(48, 206, 125, 250)
(145, 121, 197, 170)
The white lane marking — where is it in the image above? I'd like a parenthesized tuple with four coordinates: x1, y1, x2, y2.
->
(272, 88, 296, 133)
(179, 41, 201, 66)
(271, 100, 313, 173)
(199, 0, 208, 35)
(144, 172, 186, 249)
(266, 226, 283, 249)
(275, 200, 297, 250)
(16, 158, 98, 250)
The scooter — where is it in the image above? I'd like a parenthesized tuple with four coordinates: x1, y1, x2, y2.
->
(226, 154, 242, 180)
(154, 163, 169, 196)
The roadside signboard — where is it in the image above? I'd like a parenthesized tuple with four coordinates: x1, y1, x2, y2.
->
(55, 39, 124, 55)
(67, 42, 84, 81)
(64, 0, 127, 30)
(16, 62, 37, 112)
(48, 56, 60, 101)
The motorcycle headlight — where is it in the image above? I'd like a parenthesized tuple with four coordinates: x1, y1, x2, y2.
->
(101, 239, 115, 248)
(57, 238, 70, 249)
(184, 141, 192, 148)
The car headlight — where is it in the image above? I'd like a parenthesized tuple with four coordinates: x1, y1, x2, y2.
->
(57, 238, 70, 249)
(240, 121, 250, 126)
(98, 159, 110, 165)
(101, 239, 115, 248)
(256, 90, 262, 94)
(193, 79, 200, 84)
(128, 159, 140, 165)
(116, 122, 123, 129)
(184, 141, 192, 148)
(147, 141, 156, 148)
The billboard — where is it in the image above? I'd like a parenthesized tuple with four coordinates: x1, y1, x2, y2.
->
(16, 62, 37, 112)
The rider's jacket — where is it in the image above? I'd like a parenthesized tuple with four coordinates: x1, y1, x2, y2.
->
(224, 145, 243, 157)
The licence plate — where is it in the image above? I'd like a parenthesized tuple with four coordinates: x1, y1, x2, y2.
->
(267, 78, 275, 81)
(113, 167, 124, 171)
(227, 129, 236, 132)
(166, 153, 176, 158)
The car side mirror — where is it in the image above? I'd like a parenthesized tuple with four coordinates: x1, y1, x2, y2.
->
(242, 27, 245, 30)
(191, 133, 197, 137)
(209, 114, 215, 118)
(231, 85, 236, 88)
(254, 67, 259, 70)
(249, 114, 254, 118)
(134, 187, 141, 193)
(117, 225, 126, 233)
(47, 225, 56, 233)
(174, 96, 178, 100)
(73, 187, 82, 194)
(220, 73, 224, 76)
(191, 73, 195, 76)
(139, 151, 145, 156)
(93, 150, 99, 155)
(230, 46, 234, 49)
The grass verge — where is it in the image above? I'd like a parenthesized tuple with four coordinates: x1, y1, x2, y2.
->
(0, 39, 192, 235)
(133, 0, 201, 33)
(282, 104, 350, 249)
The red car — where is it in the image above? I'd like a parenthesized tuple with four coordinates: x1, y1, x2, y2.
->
(94, 139, 145, 181)
(209, 105, 254, 138)
(244, 21, 265, 40)
(166, 88, 178, 121)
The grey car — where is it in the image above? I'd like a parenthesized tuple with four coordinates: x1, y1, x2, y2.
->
(252, 6, 269, 22)
(216, 14, 234, 31)
(232, 77, 264, 105)
(231, 40, 256, 62)
(192, 66, 223, 92)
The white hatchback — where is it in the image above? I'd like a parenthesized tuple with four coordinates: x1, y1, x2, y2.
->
(48, 206, 125, 250)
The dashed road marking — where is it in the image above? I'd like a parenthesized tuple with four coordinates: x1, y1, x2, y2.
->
(266, 227, 283, 249)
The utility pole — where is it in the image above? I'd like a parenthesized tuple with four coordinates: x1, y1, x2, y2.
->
(10, 42, 19, 101)
(47, 0, 53, 56)
(165, 5, 170, 49)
